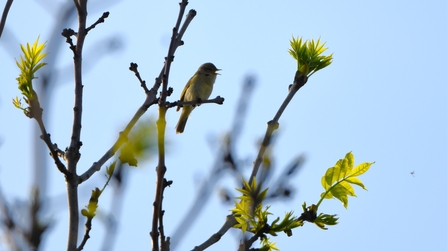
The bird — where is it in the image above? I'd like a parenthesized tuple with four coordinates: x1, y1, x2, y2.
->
(176, 62, 220, 134)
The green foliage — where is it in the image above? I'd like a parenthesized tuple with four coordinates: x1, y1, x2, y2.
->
(232, 152, 373, 250)
(298, 152, 373, 232)
(259, 238, 279, 251)
(269, 211, 303, 236)
(81, 161, 116, 219)
(232, 179, 303, 250)
(13, 37, 48, 115)
(117, 120, 156, 167)
(81, 188, 101, 219)
(300, 202, 339, 230)
(288, 36, 333, 77)
(232, 178, 269, 233)
(319, 152, 374, 209)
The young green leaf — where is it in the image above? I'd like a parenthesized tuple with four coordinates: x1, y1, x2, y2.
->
(319, 152, 374, 208)
(13, 37, 48, 116)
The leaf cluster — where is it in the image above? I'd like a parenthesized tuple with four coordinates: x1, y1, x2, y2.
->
(13, 38, 48, 116)
(299, 202, 338, 230)
(232, 152, 373, 250)
(288, 36, 333, 77)
(231, 179, 303, 250)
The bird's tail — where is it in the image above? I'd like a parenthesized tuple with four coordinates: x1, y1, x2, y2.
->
(176, 108, 191, 134)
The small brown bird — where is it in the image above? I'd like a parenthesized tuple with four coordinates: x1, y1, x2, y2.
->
(176, 62, 220, 134)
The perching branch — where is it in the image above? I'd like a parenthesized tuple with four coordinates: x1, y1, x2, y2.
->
(167, 95, 225, 109)
(151, 2, 196, 251)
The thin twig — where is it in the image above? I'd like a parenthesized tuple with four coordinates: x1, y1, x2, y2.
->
(167, 95, 225, 109)
(151, 8, 196, 95)
(86, 12, 109, 34)
(79, 62, 159, 184)
(0, 0, 13, 40)
(129, 62, 150, 93)
(76, 218, 92, 251)
(159, 179, 172, 251)
(248, 71, 307, 184)
(192, 215, 237, 251)
(78, 94, 155, 183)
(30, 96, 69, 175)
(243, 224, 270, 251)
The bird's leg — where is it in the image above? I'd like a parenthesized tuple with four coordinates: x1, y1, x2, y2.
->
(194, 98, 203, 107)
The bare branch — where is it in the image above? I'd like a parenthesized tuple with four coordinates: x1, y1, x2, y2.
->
(248, 71, 307, 184)
(76, 217, 92, 251)
(78, 93, 156, 183)
(192, 215, 237, 251)
(66, 0, 89, 249)
(167, 96, 225, 109)
(86, 12, 110, 34)
(129, 62, 150, 93)
(0, 0, 13, 40)
(27, 90, 69, 175)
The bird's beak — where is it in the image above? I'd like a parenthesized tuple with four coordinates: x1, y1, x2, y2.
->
(215, 69, 221, 75)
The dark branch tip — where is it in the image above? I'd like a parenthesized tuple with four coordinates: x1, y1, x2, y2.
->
(189, 9, 197, 16)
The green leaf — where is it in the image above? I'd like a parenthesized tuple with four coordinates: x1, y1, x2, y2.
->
(345, 177, 367, 190)
(314, 213, 339, 230)
(351, 162, 374, 177)
(106, 161, 116, 177)
(318, 152, 374, 209)
(82, 188, 101, 219)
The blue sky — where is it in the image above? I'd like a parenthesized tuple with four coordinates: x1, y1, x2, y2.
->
(1, 0, 446, 250)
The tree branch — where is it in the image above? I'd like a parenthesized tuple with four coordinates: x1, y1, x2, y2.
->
(192, 215, 237, 251)
(86, 12, 109, 34)
(151, 2, 195, 250)
(0, 0, 13, 40)
(248, 71, 307, 184)
(167, 95, 225, 109)
(65, 0, 89, 249)
(76, 217, 92, 251)
(28, 92, 69, 175)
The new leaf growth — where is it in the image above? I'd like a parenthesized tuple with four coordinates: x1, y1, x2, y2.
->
(288, 36, 333, 77)
(13, 38, 48, 117)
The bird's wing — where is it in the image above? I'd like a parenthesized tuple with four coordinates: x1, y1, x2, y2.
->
(177, 75, 194, 111)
